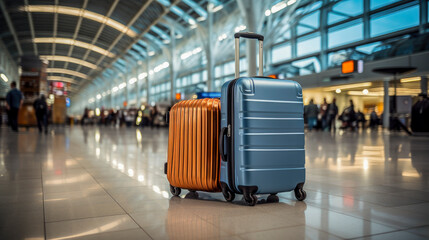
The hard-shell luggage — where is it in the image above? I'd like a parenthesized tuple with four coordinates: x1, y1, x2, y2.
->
(165, 99, 221, 196)
(219, 32, 307, 206)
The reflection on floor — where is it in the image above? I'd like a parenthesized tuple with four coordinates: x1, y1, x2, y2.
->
(0, 126, 428, 240)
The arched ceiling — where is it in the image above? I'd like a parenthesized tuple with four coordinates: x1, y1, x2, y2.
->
(0, 0, 228, 94)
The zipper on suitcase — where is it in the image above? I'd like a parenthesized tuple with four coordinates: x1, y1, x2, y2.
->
(227, 78, 239, 193)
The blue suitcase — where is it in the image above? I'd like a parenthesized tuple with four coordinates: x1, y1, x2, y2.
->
(219, 33, 306, 206)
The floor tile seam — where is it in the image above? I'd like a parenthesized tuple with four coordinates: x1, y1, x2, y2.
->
(403, 224, 429, 237)
(303, 201, 407, 230)
(304, 191, 410, 208)
(345, 228, 425, 240)
(44, 213, 131, 224)
(83, 166, 154, 240)
(235, 223, 340, 239)
(283, 193, 388, 210)
(391, 202, 429, 210)
(40, 157, 47, 240)
(303, 198, 388, 211)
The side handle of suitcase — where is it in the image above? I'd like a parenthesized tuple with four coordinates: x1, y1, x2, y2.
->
(219, 127, 228, 162)
(234, 32, 264, 78)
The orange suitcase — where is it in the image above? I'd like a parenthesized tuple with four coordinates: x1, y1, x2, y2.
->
(165, 98, 221, 196)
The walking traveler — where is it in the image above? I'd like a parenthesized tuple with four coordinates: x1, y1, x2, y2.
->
(326, 98, 338, 131)
(305, 99, 319, 131)
(33, 94, 49, 134)
(5, 82, 23, 132)
(320, 98, 328, 130)
(369, 109, 379, 129)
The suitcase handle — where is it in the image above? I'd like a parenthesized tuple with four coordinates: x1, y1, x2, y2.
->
(234, 32, 264, 41)
(234, 32, 264, 78)
(219, 127, 228, 162)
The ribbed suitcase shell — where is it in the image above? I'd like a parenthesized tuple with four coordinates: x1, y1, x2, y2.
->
(167, 98, 221, 192)
(220, 78, 305, 194)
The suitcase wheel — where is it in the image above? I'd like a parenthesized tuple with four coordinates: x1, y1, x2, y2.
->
(185, 190, 199, 199)
(170, 185, 181, 196)
(222, 189, 235, 202)
(294, 183, 307, 201)
(267, 194, 279, 203)
(243, 194, 258, 206)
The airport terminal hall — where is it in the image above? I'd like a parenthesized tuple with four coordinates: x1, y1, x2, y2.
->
(2, 0, 429, 239)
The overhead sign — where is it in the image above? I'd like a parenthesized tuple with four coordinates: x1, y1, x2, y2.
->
(341, 60, 364, 74)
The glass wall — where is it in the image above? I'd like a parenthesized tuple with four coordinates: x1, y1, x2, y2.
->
(370, 4, 419, 37)
(270, 0, 425, 74)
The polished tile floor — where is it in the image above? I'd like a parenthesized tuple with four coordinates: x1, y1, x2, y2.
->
(1, 126, 428, 240)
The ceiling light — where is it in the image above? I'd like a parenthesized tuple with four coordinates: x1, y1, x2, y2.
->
(362, 89, 369, 95)
(265, 9, 271, 16)
(271, 2, 287, 14)
(400, 77, 421, 83)
(47, 76, 77, 84)
(287, 0, 297, 5)
(128, 78, 137, 85)
(176, 34, 183, 39)
(163, 39, 171, 44)
(47, 68, 87, 79)
(324, 82, 372, 91)
(118, 82, 127, 89)
(218, 33, 227, 41)
(197, 16, 206, 22)
(148, 51, 155, 56)
(41, 56, 98, 69)
(20, 5, 137, 37)
(212, 5, 223, 12)
(234, 25, 247, 33)
(188, 18, 196, 25)
(0, 73, 8, 82)
(112, 87, 118, 92)
(96, 94, 101, 99)
(34, 38, 114, 57)
(335, 89, 341, 93)
(190, 24, 197, 29)
(138, 72, 147, 80)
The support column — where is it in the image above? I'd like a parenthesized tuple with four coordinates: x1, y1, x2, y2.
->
(363, 0, 370, 39)
(124, 74, 129, 109)
(421, 76, 428, 95)
(110, 84, 113, 108)
(146, 51, 151, 105)
(135, 63, 140, 107)
(169, 27, 176, 104)
(237, 0, 261, 76)
(420, 0, 428, 34)
(320, 0, 329, 71)
(383, 80, 390, 129)
(206, 4, 215, 91)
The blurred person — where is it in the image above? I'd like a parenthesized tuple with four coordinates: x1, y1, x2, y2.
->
(339, 100, 357, 130)
(411, 93, 429, 132)
(5, 81, 24, 132)
(356, 110, 366, 129)
(81, 108, 89, 125)
(305, 99, 319, 131)
(326, 98, 338, 132)
(319, 98, 329, 130)
(33, 94, 48, 134)
(150, 105, 159, 128)
(369, 109, 379, 129)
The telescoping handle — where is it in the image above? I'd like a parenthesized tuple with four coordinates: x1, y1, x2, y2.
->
(234, 32, 264, 78)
